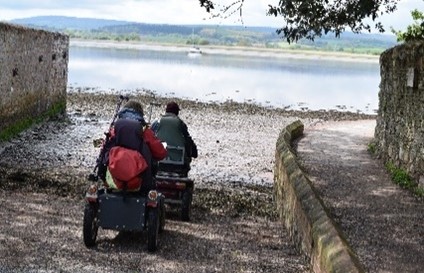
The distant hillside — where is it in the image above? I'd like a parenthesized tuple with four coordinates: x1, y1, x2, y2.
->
(9, 15, 398, 54)
(10, 16, 131, 31)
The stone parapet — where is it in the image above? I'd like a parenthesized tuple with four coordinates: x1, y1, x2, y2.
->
(274, 120, 364, 273)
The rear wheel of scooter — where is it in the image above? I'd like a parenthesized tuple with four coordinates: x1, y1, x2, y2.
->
(181, 190, 192, 222)
(83, 203, 98, 247)
(147, 208, 159, 252)
(159, 198, 166, 233)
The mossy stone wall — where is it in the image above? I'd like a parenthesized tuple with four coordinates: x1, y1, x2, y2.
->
(376, 42, 424, 184)
(0, 22, 69, 140)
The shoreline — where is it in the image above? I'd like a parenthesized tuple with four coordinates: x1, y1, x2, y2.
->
(69, 38, 380, 63)
(66, 88, 377, 120)
(68, 40, 381, 115)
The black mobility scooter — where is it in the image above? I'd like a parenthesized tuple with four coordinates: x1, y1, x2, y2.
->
(83, 95, 165, 252)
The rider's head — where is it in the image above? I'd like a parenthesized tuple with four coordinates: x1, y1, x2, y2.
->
(118, 100, 146, 125)
(165, 101, 180, 116)
(123, 100, 144, 116)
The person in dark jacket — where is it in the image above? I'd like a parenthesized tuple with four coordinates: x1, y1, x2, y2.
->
(116, 100, 167, 161)
(100, 100, 167, 192)
(151, 101, 197, 176)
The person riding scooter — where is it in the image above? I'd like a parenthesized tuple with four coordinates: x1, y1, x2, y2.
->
(151, 101, 197, 176)
(100, 100, 167, 193)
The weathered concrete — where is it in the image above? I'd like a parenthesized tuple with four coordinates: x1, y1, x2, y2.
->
(375, 41, 424, 184)
(274, 120, 364, 273)
(0, 22, 69, 140)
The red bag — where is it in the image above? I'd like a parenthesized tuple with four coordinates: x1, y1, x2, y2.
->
(108, 146, 148, 190)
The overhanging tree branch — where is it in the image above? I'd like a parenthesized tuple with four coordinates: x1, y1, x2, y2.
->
(199, 0, 246, 24)
(198, 0, 401, 43)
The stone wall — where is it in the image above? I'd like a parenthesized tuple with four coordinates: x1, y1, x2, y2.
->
(274, 120, 364, 273)
(0, 22, 69, 139)
(375, 42, 424, 184)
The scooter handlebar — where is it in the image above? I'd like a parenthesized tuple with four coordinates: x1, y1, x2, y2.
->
(119, 95, 130, 101)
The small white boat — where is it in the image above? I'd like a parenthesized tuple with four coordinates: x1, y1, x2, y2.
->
(188, 46, 202, 55)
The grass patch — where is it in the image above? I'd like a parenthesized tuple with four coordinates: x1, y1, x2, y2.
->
(385, 161, 423, 197)
(0, 100, 66, 142)
(413, 187, 424, 197)
(0, 118, 34, 142)
(367, 141, 377, 155)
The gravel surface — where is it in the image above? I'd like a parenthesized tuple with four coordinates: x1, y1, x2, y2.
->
(296, 120, 424, 273)
(0, 91, 374, 273)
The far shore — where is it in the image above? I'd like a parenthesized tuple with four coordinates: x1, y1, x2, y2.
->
(69, 38, 380, 63)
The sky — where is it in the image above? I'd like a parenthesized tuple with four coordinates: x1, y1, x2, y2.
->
(0, 0, 423, 32)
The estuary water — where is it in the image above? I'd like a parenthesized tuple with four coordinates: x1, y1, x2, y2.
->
(68, 42, 381, 114)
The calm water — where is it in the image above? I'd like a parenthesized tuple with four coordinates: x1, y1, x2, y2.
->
(68, 45, 380, 114)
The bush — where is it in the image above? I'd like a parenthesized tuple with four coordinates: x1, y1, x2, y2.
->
(391, 9, 424, 42)
(367, 142, 377, 155)
(385, 162, 414, 189)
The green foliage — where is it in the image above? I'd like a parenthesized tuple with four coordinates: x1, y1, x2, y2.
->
(199, 39, 210, 45)
(199, 0, 400, 43)
(391, 9, 424, 42)
(67, 24, 394, 55)
(237, 38, 252, 47)
(367, 142, 377, 155)
(16, 15, 397, 55)
(384, 162, 423, 197)
(64, 29, 141, 42)
(0, 101, 65, 142)
(413, 187, 424, 197)
(0, 118, 34, 142)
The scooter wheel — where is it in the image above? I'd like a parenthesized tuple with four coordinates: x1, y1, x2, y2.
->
(181, 190, 192, 222)
(83, 203, 98, 247)
(147, 208, 159, 252)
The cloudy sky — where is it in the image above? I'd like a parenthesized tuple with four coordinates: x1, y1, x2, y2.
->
(0, 0, 423, 32)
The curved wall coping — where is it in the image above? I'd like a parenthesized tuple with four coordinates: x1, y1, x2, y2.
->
(274, 120, 364, 273)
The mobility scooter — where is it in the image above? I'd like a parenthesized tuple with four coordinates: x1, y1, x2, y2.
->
(83, 95, 165, 252)
(155, 145, 194, 222)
